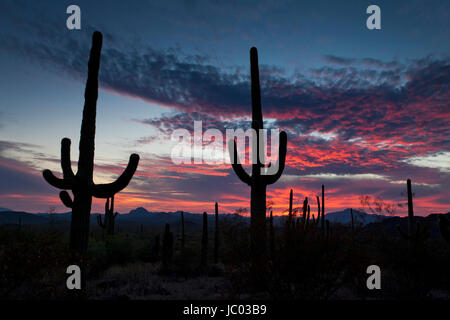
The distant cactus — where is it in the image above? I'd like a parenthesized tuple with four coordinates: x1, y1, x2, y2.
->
(305, 204, 310, 231)
(302, 197, 308, 228)
(397, 179, 429, 246)
(201, 212, 208, 268)
(438, 215, 450, 244)
(162, 224, 173, 272)
(321, 185, 325, 232)
(42, 32, 139, 253)
(288, 189, 293, 228)
(316, 195, 321, 227)
(228, 47, 287, 269)
(214, 202, 220, 264)
(97, 196, 118, 235)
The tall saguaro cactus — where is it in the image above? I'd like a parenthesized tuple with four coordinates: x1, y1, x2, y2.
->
(228, 47, 287, 268)
(397, 179, 429, 246)
(97, 196, 118, 235)
(42, 32, 140, 253)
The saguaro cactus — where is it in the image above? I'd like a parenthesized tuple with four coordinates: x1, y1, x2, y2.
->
(288, 189, 293, 226)
(397, 179, 429, 246)
(316, 195, 321, 227)
(214, 202, 220, 264)
(201, 212, 208, 268)
(321, 185, 325, 232)
(42, 32, 139, 253)
(228, 47, 287, 268)
(97, 196, 118, 235)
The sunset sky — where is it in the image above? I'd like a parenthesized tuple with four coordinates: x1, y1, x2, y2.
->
(0, 0, 449, 216)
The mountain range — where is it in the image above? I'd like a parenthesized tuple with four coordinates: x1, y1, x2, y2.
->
(1, 206, 448, 229)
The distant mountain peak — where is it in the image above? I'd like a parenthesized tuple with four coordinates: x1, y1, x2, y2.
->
(128, 207, 150, 215)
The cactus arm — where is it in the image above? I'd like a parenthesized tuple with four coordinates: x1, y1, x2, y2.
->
(263, 131, 287, 185)
(228, 139, 251, 186)
(59, 191, 73, 208)
(91, 154, 140, 198)
(61, 138, 75, 179)
(43, 169, 74, 189)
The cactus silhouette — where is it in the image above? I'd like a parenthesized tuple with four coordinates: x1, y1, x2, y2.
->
(288, 189, 293, 223)
(397, 179, 429, 246)
(321, 185, 325, 232)
(201, 212, 208, 268)
(214, 202, 220, 264)
(97, 196, 118, 235)
(316, 195, 321, 227)
(228, 47, 287, 268)
(42, 32, 139, 253)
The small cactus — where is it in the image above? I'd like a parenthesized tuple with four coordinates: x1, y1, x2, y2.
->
(316, 195, 321, 227)
(321, 185, 325, 232)
(97, 196, 118, 235)
(288, 189, 293, 227)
